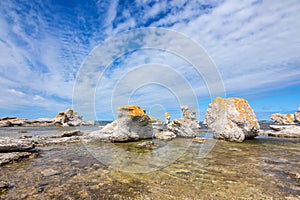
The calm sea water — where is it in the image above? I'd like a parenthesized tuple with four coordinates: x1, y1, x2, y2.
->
(0, 124, 299, 199)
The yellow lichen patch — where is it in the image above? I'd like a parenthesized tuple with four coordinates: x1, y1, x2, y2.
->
(165, 112, 170, 117)
(286, 114, 294, 123)
(118, 105, 147, 117)
(229, 97, 258, 127)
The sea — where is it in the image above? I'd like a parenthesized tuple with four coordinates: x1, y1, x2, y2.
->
(0, 121, 299, 199)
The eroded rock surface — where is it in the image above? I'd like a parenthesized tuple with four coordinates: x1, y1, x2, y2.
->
(270, 113, 295, 125)
(166, 106, 200, 137)
(205, 97, 260, 142)
(90, 105, 153, 142)
(0, 138, 35, 152)
(266, 125, 300, 138)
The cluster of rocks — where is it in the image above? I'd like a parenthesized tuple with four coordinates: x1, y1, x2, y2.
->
(90, 105, 202, 142)
(0, 109, 94, 127)
(263, 107, 300, 138)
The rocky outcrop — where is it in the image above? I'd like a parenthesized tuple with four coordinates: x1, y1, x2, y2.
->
(270, 113, 295, 125)
(205, 97, 260, 142)
(0, 137, 35, 152)
(166, 106, 200, 137)
(90, 105, 153, 142)
(0, 109, 93, 127)
(266, 125, 300, 138)
(0, 137, 37, 166)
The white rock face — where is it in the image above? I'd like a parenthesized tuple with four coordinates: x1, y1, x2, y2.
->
(266, 125, 300, 138)
(90, 105, 153, 142)
(294, 108, 300, 122)
(166, 106, 200, 137)
(154, 131, 176, 140)
(205, 97, 260, 142)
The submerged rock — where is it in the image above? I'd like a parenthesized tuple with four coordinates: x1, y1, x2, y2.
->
(167, 106, 200, 137)
(90, 105, 153, 142)
(205, 97, 260, 142)
(0, 137, 35, 152)
(136, 141, 156, 149)
(154, 131, 176, 140)
(270, 113, 295, 125)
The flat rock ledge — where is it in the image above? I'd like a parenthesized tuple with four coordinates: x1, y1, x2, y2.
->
(265, 125, 300, 138)
(0, 137, 35, 152)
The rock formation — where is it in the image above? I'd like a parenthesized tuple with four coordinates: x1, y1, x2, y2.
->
(205, 97, 260, 142)
(0, 109, 93, 127)
(166, 106, 200, 137)
(270, 113, 295, 125)
(265, 125, 300, 138)
(90, 105, 153, 142)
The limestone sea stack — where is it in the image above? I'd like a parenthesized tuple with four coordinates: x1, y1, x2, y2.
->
(205, 97, 260, 142)
(166, 106, 201, 137)
(90, 105, 153, 142)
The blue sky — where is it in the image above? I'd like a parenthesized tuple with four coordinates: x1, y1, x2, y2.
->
(0, 0, 299, 120)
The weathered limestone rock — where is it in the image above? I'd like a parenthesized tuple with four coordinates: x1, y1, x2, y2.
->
(0, 180, 9, 191)
(0, 137, 35, 152)
(192, 137, 206, 144)
(0, 152, 34, 165)
(54, 109, 83, 126)
(90, 105, 153, 142)
(154, 131, 176, 140)
(167, 118, 199, 137)
(294, 107, 300, 122)
(205, 97, 260, 142)
(266, 125, 300, 138)
(270, 113, 295, 125)
(166, 106, 200, 137)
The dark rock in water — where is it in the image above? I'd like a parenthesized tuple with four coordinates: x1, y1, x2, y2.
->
(0, 152, 34, 165)
(90, 105, 154, 142)
(205, 97, 260, 142)
(0, 137, 35, 152)
(61, 130, 83, 137)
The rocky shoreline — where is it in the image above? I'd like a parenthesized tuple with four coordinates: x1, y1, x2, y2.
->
(0, 97, 300, 169)
(0, 109, 94, 127)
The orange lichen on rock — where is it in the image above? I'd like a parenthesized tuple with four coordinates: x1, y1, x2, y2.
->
(165, 112, 170, 117)
(118, 105, 148, 117)
(286, 114, 294, 123)
(230, 97, 259, 127)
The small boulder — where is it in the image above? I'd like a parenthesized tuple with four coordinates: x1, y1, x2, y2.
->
(294, 107, 300, 122)
(154, 131, 176, 140)
(61, 130, 83, 137)
(136, 141, 156, 149)
(205, 97, 260, 142)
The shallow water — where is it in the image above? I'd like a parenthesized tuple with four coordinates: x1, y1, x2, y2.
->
(0, 126, 299, 199)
